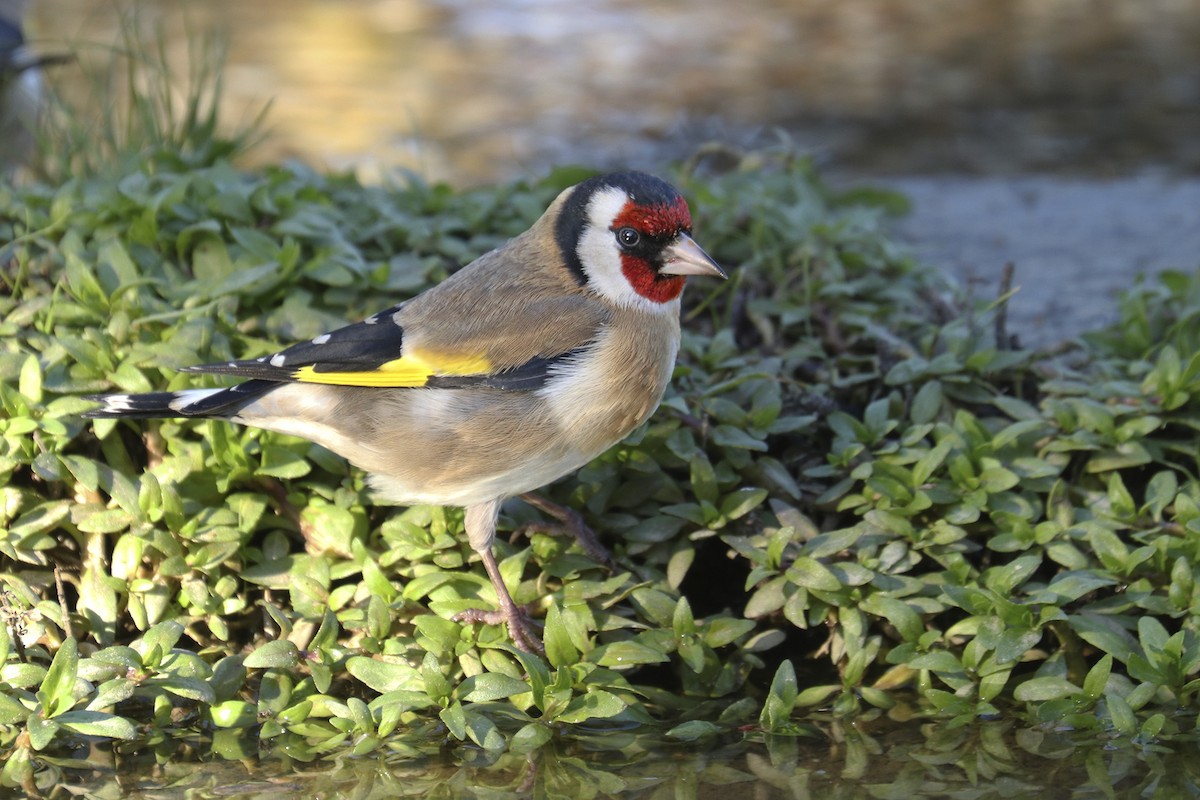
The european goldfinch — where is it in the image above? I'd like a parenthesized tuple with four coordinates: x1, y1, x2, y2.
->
(1, 0, 58, 174)
(85, 171, 727, 653)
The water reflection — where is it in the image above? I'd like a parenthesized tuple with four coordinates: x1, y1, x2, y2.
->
(42, 718, 1200, 799)
(24, 0, 1200, 183)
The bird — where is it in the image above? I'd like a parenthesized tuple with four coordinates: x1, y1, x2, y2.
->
(1, 0, 42, 174)
(84, 171, 727, 653)
(1, 0, 63, 175)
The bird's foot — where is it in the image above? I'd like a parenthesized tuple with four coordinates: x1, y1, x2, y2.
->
(454, 605, 545, 655)
(517, 493, 615, 569)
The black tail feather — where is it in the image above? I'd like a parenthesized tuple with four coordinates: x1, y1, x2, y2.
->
(82, 380, 278, 420)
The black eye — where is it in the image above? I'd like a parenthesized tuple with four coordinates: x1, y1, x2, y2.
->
(616, 227, 641, 248)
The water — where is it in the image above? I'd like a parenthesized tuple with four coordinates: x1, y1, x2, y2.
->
(24, 0, 1200, 183)
(24, 1, 1200, 347)
(37, 717, 1200, 798)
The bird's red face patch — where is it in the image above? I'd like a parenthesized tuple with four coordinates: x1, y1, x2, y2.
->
(612, 197, 692, 303)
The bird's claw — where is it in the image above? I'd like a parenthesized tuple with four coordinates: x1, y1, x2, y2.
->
(517, 493, 616, 569)
(454, 606, 545, 655)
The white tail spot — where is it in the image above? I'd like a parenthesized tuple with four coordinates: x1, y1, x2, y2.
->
(168, 388, 223, 412)
(104, 395, 134, 411)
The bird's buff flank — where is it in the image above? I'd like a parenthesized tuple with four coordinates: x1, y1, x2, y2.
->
(84, 171, 727, 654)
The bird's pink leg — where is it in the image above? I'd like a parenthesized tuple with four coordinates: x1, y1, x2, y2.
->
(453, 499, 545, 654)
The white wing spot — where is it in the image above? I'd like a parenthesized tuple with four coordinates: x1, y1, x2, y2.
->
(312, 333, 331, 344)
(364, 315, 379, 325)
(105, 395, 133, 411)
(270, 354, 287, 368)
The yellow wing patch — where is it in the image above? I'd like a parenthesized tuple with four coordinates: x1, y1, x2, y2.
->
(291, 350, 492, 387)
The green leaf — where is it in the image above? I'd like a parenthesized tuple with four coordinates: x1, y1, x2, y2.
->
(1041, 571, 1117, 603)
(1013, 676, 1082, 702)
(413, 614, 463, 654)
(860, 595, 923, 642)
(38, 637, 79, 719)
(440, 702, 467, 740)
(554, 689, 626, 724)
(26, 714, 60, 751)
(64, 248, 109, 310)
(155, 677, 216, 704)
(912, 439, 952, 486)
(1143, 471, 1178, 519)
(462, 707, 506, 751)
(1083, 654, 1113, 700)
(1137, 616, 1170, 653)
(745, 576, 787, 618)
(910, 380, 943, 424)
(1137, 714, 1166, 743)
(257, 445, 312, 479)
(1106, 691, 1137, 735)
(459, 673, 531, 703)
(794, 684, 841, 708)
(704, 616, 755, 648)
(134, 621, 184, 667)
(209, 700, 258, 729)
(759, 659, 798, 732)
(631, 588, 679, 628)
(1070, 614, 1137, 662)
(906, 651, 965, 674)
(689, 453, 720, 506)
(0, 691, 29, 724)
(347, 657, 422, 693)
(510, 721, 554, 753)
(672, 596, 696, 637)
(593, 641, 670, 668)
(1107, 472, 1137, 519)
(56, 710, 138, 740)
(719, 487, 769, 520)
(786, 557, 842, 592)
(984, 553, 1041, 595)
(19, 355, 43, 404)
(711, 425, 769, 451)
(244, 640, 301, 670)
(542, 603, 579, 669)
(979, 466, 1020, 493)
(420, 652, 453, 705)
(666, 719, 721, 741)
(993, 628, 1043, 666)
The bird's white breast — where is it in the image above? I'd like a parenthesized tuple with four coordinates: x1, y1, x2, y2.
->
(540, 307, 680, 453)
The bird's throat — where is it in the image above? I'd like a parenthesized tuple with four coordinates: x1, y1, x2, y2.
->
(620, 256, 686, 303)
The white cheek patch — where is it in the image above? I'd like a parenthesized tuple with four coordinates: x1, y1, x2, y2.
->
(576, 187, 646, 309)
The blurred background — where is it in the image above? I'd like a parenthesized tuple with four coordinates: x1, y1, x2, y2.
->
(14, 0, 1200, 343)
(19, 0, 1200, 183)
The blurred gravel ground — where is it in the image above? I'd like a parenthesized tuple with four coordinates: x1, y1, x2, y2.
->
(872, 174, 1200, 347)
